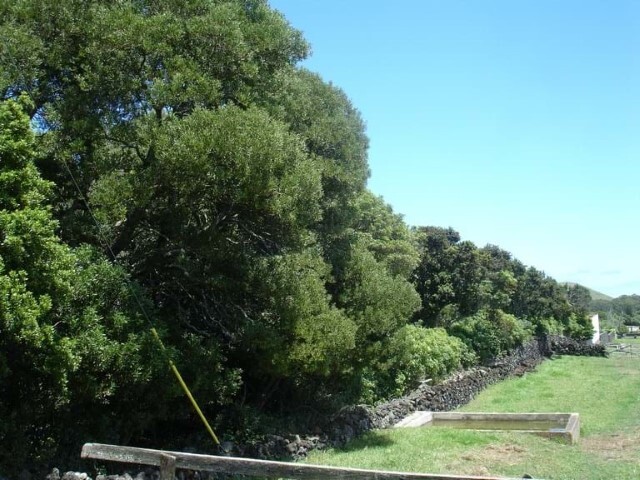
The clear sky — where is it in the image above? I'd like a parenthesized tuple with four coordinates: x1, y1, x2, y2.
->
(269, 0, 640, 298)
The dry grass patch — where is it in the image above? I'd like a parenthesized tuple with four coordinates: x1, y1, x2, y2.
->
(609, 365, 640, 376)
(444, 441, 530, 476)
(581, 427, 640, 462)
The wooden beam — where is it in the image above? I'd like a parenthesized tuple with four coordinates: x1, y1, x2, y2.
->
(159, 453, 176, 480)
(395, 411, 433, 427)
(81, 443, 522, 480)
(431, 412, 570, 422)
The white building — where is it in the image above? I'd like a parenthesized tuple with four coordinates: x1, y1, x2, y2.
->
(590, 314, 600, 344)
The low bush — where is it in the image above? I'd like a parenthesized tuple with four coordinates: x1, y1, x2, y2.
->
(450, 309, 530, 362)
(563, 313, 594, 340)
(358, 325, 472, 403)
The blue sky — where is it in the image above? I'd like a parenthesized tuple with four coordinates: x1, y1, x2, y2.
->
(269, 0, 640, 298)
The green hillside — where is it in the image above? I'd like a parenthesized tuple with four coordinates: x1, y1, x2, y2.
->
(586, 288, 613, 302)
(563, 282, 613, 302)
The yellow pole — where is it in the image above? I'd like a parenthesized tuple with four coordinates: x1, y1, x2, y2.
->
(150, 328, 220, 446)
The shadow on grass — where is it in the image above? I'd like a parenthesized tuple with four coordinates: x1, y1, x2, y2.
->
(335, 431, 396, 453)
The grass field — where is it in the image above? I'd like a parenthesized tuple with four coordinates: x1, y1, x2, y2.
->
(306, 355, 640, 479)
(612, 336, 640, 345)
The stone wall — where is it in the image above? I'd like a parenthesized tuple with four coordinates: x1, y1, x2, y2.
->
(320, 337, 550, 451)
(43, 335, 607, 479)
(547, 335, 607, 357)
(236, 335, 605, 460)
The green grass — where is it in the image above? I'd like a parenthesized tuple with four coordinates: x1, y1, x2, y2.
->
(306, 355, 640, 479)
(612, 336, 640, 345)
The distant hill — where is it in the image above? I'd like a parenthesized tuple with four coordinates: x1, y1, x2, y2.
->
(587, 288, 614, 302)
(563, 282, 613, 302)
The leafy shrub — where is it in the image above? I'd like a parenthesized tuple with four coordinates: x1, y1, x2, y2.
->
(533, 316, 564, 336)
(450, 309, 531, 362)
(563, 313, 594, 340)
(358, 325, 472, 403)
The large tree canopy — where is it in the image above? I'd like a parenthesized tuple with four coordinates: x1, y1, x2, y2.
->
(0, 97, 187, 473)
(0, 1, 593, 475)
(0, 2, 429, 470)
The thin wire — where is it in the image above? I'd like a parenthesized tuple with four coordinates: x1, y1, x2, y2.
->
(60, 157, 221, 447)
(60, 160, 155, 325)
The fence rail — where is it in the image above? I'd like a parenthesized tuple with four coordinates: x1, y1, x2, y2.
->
(81, 443, 525, 480)
(606, 343, 640, 356)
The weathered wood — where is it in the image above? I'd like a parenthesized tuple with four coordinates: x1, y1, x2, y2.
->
(395, 411, 433, 427)
(394, 411, 579, 444)
(431, 412, 570, 422)
(159, 453, 176, 480)
(565, 413, 580, 444)
(81, 443, 521, 480)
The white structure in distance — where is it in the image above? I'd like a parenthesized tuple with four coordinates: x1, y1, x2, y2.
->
(591, 314, 600, 344)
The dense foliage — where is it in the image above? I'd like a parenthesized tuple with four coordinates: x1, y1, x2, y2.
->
(0, 97, 175, 472)
(412, 227, 593, 356)
(592, 294, 640, 331)
(0, 1, 593, 475)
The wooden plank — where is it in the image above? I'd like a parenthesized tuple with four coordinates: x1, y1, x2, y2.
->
(406, 411, 433, 427)
(395, 411, 433, 427)
(431, 412, 570, 422)
(566, 413, 580, 444)
(81, 443, 521, 480)
(397, 412, 579, 445)
(159, 453, 176, 480)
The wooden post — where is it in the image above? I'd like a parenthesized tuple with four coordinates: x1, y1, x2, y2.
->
(159, 453, 176, 480)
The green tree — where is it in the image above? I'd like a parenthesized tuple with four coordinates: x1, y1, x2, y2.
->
(0, 98, 186, 475)
(0, 0, 309, 240)
(1, 0, 426, 422)
(261, 69, 370, 240)
(565, 284, 592, 316)
(1, 0, 315, 401)
(412, 227, 482, 327)
(477, 245, 523, 311)
(510, 267, 571, 334)
(0, 96, 76, 472)
(592, 294, 640, 331)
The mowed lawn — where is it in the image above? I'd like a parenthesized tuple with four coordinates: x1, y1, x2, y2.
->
(306, 354, 640, 479)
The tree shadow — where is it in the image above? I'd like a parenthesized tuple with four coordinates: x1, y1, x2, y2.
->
(336, 431, 396, 452)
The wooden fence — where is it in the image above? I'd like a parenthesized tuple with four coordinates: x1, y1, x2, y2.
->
(81, 443, 527, 480)
(606, 343, 640, 356)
